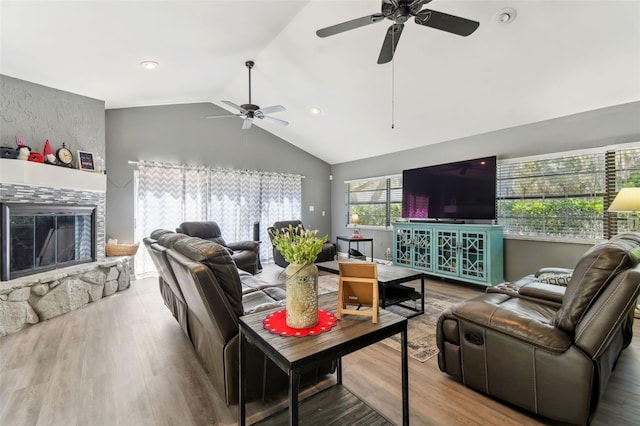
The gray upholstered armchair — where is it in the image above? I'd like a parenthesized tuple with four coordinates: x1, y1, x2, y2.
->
(267, 220, 336, 268)
(176, 221, 261, 274)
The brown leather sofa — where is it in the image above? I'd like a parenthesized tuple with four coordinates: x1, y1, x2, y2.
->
(144, 229, 334, 405)
(436, 232, 640, 425)
(267, 220, 336, 268)
(176, 221, 261, 274)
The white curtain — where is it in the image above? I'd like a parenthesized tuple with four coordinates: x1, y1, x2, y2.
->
(260, 173, 302, 261)
(135, 161, 185, 277)
(134, 161, 302, 277)
(209, 169, 262, 243)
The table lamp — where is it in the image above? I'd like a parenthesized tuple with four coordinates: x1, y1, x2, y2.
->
(607, 187, 640, 318)
(607, 187, 640, 232)
(351, 214, 360, 237)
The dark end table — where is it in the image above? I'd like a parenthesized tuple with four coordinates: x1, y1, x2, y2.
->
(336, 236, 373, 261)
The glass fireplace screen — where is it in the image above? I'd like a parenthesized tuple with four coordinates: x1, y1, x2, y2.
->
(1, 203, 97, 281)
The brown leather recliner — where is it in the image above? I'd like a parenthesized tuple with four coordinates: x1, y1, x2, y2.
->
(176, 221, 261, 274)
(436, 232, 640, 425)
(267, 220, 336, 268)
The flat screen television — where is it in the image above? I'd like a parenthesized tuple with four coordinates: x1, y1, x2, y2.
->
(402, 156, 497, 220)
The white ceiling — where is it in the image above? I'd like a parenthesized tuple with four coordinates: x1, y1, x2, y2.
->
(2, 1, 639, 165)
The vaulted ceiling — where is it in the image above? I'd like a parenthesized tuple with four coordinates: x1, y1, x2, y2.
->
(2, 1, 639, 164)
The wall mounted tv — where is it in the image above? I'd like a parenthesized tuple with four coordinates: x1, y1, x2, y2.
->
(402, 156, 497, 221)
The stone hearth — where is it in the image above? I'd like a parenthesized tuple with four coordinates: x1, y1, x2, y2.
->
(0, 257, 132, 336)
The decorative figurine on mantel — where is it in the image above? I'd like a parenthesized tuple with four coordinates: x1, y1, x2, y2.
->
(43, 139, 57, 165)
(15, 136, 30, 160)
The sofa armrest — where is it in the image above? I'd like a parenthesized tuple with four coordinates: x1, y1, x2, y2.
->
(518, 282, 566, 304)
(227, 240, 260, 252)
(452, 294, 572, 353)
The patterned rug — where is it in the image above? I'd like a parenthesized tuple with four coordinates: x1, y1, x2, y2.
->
(317, 274, 462, 362)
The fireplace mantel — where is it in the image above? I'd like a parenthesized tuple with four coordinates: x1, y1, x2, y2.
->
(0, 158, 106, 192)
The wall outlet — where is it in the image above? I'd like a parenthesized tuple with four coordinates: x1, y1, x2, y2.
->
(386, 247, 392, 257)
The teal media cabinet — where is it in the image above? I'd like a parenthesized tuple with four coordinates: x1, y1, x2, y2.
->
(393, 222, 504, 286)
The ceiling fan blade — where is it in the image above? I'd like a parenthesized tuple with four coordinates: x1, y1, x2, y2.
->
(221, 100, 246, 112)
(205, 113, 242, 119)
(414, 9, 479, 36)
(316, 13, 385, 38)
(257, 105, 285, 115)
(242, 118, 253, 130)
(259, 115, 289, 127)
(377, 23, 404, 64)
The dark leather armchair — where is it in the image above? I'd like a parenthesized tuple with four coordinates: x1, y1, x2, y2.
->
(176, 221, 261, 274)
(267, 220, 336, 268)
(436, 232, 640, 424)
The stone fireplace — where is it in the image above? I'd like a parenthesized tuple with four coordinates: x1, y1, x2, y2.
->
(0, 159, 132, 336)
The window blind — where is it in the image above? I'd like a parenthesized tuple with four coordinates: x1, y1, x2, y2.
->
(497, 153, 605, 239)
(347, 174, 402, 227)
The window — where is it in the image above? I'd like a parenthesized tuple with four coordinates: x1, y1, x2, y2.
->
(346, 175, 402, 228)
(497, 144, 640, 240)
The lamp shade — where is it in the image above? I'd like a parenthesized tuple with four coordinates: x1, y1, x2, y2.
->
(608, 188, 640, 212)
(351, 214, 360, 224)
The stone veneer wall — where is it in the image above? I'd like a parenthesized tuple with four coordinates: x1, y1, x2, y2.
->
(0, 257, 132, 336)
(0, 182, 106, 259)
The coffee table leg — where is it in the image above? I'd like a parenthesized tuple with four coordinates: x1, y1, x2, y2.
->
(337, 357, 342, 385)
(402, 326, 409, 425)
(289, 370, 300, 425)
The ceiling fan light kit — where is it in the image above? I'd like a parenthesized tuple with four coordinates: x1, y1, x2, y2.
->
(206, 60, 288, 129)
(316, 0, 480, 64)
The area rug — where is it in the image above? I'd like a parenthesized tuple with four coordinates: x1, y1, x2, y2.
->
(317, 273, 462, 363)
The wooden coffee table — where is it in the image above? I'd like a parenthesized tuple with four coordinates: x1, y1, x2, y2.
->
(238, 293, 409, 425)
(316, 260, 425, 317)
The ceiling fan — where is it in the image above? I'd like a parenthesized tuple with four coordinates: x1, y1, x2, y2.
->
(316, 0, 479, 64)
(206, 60, 288, 130)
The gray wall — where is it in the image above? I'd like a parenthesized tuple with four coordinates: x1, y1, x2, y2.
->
(330, 101, 640, 281)
(0, 75, 105, 157)
(105, 103, 331, 243)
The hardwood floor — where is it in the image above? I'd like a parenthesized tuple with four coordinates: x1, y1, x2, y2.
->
(1, 265, 638, 425)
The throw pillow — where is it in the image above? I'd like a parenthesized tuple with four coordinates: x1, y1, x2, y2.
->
(537, 272, 572, 286)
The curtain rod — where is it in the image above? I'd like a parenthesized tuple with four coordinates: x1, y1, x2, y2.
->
(128, 160, 305, 178)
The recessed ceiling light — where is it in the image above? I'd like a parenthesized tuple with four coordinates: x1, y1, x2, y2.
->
(493, 7, 517, 25)
(309, 106, 323, 115)
(140, 61, 159, 70)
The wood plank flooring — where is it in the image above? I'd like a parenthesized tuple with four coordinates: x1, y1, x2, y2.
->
(1, 265, 638, 425)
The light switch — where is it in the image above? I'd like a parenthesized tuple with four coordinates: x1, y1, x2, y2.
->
(309, 205, 314, 212)
(322, 211, 325, 216)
